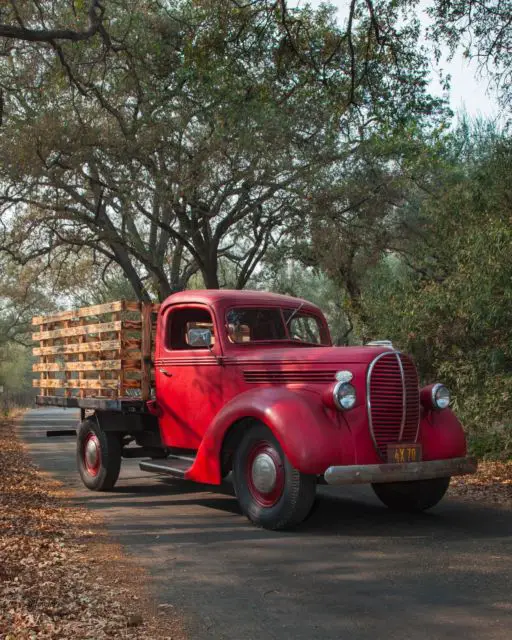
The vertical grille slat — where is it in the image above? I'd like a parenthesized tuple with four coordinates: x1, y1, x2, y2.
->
(400, 353, 421, 443)
(367, 352, 420, 459)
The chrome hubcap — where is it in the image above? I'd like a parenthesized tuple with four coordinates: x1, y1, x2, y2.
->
(251, 453, 277, 494)
(85, 438, 99, 469)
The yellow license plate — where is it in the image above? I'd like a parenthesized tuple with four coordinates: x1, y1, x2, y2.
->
(387, 444, 422, 464)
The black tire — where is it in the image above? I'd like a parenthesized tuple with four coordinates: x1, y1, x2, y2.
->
(372, 476, 451, 512)
(76, 419, 122, 491)
(232, 423, 316, 530)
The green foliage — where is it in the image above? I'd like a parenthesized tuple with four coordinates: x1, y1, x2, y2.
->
(362, 123, 512, 458)
(0, 343, 32, 393)
(0, 343, 34, 414)
(0, 259, 57, 348)
(0, 0, 447, 299)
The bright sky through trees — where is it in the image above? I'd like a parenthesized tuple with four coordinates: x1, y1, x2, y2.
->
(291, 0, 501, 120)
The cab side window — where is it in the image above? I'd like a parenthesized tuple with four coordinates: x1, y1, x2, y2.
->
(166, 307, 215, 350)
(282, 310, 328, 345)
(288, 315, 321, 344)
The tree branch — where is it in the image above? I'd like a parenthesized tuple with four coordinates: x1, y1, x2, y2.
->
(0, 1, 105, 43)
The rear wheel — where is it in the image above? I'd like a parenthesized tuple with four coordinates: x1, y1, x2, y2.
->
(77, 419, 122, 491)
(232, 423, 316, 530)
(372, 477, 450, 512)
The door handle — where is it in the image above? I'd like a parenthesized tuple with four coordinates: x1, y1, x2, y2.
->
(159, 368, 172, 377)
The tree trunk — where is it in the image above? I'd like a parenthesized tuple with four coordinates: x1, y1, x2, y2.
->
(201, 252, 220, 289)
(109, 241, 152, 303)
(344, 272, 370, 342)
(202, 268, 220, 289)
(157, 278, 173, 302)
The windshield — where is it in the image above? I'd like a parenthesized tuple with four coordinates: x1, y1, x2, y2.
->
(226, 307, 329, 345)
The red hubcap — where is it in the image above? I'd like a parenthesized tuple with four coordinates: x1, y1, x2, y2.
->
(83, 432, 101, 477)
(246, 441, 284, 508)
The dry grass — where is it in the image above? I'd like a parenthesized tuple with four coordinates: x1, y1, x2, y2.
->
(0, 416, 186, 639)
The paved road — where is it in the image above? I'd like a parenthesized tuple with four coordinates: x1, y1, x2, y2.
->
(20, 408, 511, 639)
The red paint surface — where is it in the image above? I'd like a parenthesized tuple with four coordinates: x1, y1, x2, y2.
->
(153, 290, 468, 485)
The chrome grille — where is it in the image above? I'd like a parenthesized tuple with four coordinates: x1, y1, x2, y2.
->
(367, 352, 420, 459)
(399, 354, 421, 442)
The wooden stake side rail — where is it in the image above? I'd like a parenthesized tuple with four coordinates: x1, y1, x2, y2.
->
(32, 360, 141, 372)
(34, 378, 142, 390)
(33, 342, 138, 356)
(32, 320, 142, 342)
(31, 301, 141, 326)
(32, 301, 159, 403)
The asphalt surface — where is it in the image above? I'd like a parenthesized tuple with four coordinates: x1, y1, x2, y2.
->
(19, 407, 512, 640)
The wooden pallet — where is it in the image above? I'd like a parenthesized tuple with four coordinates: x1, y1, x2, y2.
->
(32, 301, 159, 402)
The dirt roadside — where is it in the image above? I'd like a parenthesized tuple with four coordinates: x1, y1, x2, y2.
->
(0, 415, 186, 640)
(449, 459, 512, 506)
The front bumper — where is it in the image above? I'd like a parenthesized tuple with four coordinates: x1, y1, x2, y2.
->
(323, 456, 477, 485)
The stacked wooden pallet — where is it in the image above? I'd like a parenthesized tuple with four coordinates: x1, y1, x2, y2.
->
(32, 301, 157, 401)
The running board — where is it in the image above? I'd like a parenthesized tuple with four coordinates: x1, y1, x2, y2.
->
(139, 456, 193, 479)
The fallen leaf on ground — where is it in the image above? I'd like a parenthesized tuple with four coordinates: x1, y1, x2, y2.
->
(449, 461, 512, 506)
(0, 416, 186, 639)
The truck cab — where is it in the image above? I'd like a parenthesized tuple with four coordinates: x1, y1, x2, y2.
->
(35, 290, 477, 530)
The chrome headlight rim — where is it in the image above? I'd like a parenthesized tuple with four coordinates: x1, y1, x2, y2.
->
(333, 381, 357, 411)
(431, 383, 451, 410)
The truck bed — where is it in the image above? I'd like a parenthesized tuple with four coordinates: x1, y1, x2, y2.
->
(32, 300, 158, 408)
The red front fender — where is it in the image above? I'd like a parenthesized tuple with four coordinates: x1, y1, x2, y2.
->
(186, 387, 345, 485)
(420, 408, 468, 460)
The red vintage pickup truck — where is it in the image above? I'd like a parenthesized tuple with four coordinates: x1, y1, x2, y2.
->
(34, 290, 477, 530)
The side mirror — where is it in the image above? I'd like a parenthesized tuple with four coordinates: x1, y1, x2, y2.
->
(187, 328, 212, 348)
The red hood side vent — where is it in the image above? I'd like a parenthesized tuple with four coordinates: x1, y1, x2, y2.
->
(244, 370, 337, 384)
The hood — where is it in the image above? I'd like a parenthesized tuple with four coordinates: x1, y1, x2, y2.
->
(225, 345, 393, 367)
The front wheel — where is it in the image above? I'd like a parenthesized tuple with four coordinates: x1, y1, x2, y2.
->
(372, 477, 451, 512)
(232, 423, 316, 530)
(77, 419, 122, 491)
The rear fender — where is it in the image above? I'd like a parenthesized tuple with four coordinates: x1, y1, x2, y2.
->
(186, 387, 343, 484)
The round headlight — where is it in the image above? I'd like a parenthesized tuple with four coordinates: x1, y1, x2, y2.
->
(333, 381, 356, 410)
(432, 383, 451, 410)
